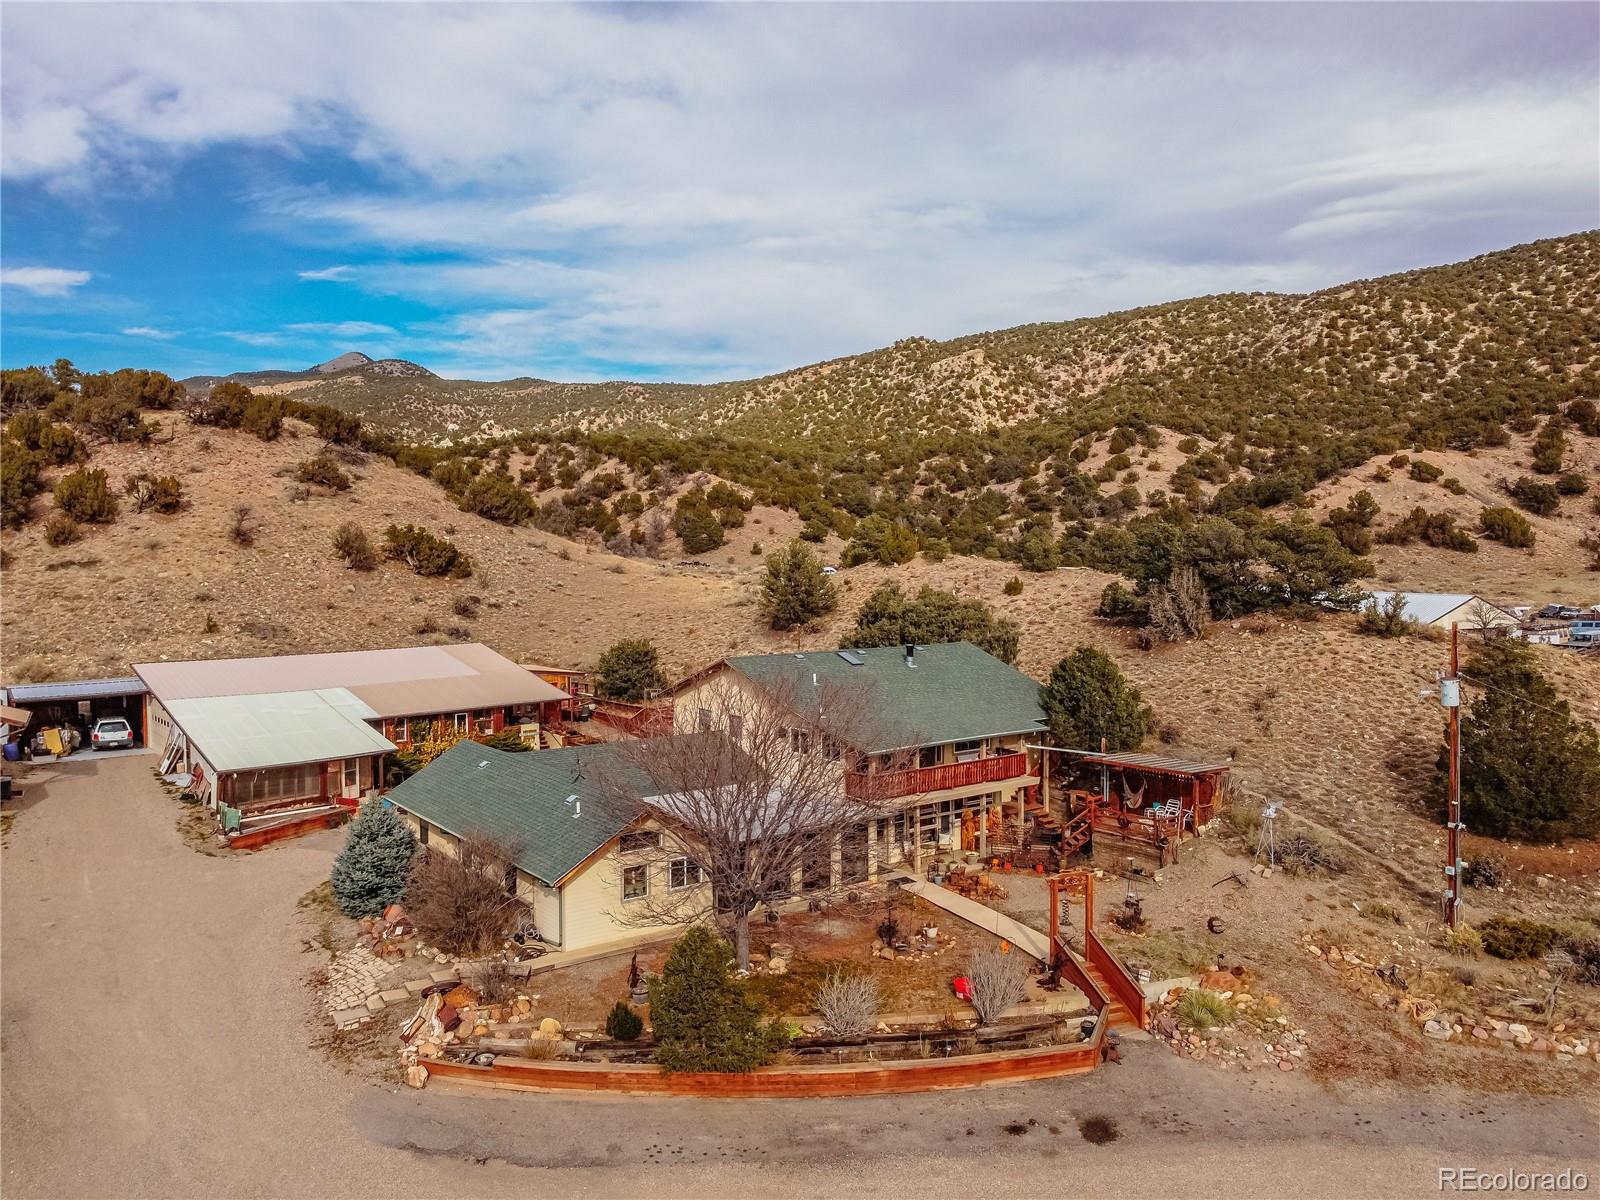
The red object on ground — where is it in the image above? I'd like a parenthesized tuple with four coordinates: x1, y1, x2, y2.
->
(952, 976, 973, 1002)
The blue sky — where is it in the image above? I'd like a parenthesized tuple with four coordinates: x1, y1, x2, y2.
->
(2, 2, 1596, 383)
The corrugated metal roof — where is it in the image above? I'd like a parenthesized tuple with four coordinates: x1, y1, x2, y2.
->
(5, 676, 147, 704)
(724, 642, 1048, 754)
(1078, 751, 1230, 777)
(165, 688, 395, 772)
(135, 643, 565, 717)
(388, 740, 652, 885)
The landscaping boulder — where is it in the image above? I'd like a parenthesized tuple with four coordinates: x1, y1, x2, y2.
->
(536, 1017, 563, 1040)
(404, 1065, 429, 1089)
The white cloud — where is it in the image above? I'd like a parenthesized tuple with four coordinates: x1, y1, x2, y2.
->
(298, 265, 354, 281)
(1, 266, 91, 295)
(222, 330, 288, 347)
(121, 325, 178, 340)
(285, 320, 397, 338)
(1, 5, 1595, 378)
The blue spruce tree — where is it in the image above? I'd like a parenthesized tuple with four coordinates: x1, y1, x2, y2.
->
(330, 800, 418, 918)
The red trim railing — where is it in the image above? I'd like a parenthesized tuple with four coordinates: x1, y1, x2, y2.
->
(1085, 929, 1148, 1028)
(845, 753, 1030, 801)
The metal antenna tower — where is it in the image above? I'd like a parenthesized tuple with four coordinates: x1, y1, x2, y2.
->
(1256, 803, 1280, 868)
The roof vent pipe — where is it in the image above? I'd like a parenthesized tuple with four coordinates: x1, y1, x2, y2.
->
(904, 643, 916, 667)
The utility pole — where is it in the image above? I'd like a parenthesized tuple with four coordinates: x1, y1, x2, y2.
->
(1442, 623, 1463, 928)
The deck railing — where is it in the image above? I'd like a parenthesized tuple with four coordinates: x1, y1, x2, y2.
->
(844, 752, 1030, 801)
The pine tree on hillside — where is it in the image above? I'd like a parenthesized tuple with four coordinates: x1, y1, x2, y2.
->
(330, 800, 418, 919)
(761, 540, 837, 631)
(1042, 646, 1152, 752)
(1448, 641, 1600, 843)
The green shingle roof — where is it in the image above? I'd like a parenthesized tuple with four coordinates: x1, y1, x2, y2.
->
(725, 641, 1047, 754)
(387, 740, 650, 885)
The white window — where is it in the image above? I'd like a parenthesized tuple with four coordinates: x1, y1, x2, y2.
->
(953, 739, 983, 763)
(669, 857, 705, 890)
(452, 712, 469, 734)
(622, 863, 649, 901)
(392, 716, 408, 742)
(475, 713, 495, 735)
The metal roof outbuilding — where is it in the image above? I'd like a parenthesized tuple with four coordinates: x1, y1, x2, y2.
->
(163, 688, 396, 772)
(134, 643, 564, 717)
(4, 677, 147, 705)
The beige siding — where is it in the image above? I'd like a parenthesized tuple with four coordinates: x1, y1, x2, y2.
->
(532, 881, 563, 944)
(557, 830, 713, 953)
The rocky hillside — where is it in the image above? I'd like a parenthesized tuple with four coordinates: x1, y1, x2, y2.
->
(245, 233, 1599, 452)
(181, 352, 436, 395)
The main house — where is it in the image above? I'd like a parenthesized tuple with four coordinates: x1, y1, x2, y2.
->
(664, 641, 1049, 880)
(387, 641, 1050, 953)
(135, 643, 566, 820)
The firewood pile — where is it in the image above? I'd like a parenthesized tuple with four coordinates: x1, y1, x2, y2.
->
(946, 871, 1009, 901)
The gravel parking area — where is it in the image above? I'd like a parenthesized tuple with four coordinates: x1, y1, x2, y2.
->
(2, 755, 1595, 1199)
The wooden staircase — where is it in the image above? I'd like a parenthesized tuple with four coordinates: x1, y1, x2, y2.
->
(1024, 792, 1060, 835)
(1081, 957, 1140, 1030)
(1057, 809, 1092, 856)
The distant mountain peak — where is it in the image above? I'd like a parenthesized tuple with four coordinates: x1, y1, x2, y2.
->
(311, 351, 374, 374)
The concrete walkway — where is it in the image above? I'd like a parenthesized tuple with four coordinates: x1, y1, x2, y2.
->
(890, 873, 1051, 961)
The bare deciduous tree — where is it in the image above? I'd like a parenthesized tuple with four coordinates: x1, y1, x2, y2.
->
(966, 945, 1029, 1025)
(813, 970, 881, 1036)
(1464, 597, 1507, 643)
(595, 672, 912, 969)
(405, 833, 525, 957)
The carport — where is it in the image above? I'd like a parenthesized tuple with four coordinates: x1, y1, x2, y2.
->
(3, 676, 151, 749)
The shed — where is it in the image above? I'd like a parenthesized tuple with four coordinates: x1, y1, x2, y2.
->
(3, 676, 149, 746)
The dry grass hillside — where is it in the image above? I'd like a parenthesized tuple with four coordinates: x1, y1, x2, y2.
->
(235, 232, 1600, 454)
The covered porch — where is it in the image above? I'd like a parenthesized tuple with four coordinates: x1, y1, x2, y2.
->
(1060, 750, 1230, 867)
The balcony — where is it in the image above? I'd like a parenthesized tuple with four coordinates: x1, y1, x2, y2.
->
(844, 752, 1031, 801)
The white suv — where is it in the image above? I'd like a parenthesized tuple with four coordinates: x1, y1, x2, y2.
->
(90, 718, 134, 751)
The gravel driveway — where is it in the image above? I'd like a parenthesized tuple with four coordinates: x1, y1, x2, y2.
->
(3, 756, 1595, 1199)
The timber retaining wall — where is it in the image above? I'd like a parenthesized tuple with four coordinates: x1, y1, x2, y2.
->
(423, 1037, 1107, 1098)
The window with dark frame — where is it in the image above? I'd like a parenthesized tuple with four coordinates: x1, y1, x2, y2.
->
(697, 707, 712, 732)
(620, 830, 662, 854)
(727, 714, 743, 745)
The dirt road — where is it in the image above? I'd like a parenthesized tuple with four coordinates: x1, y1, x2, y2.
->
(2, 756, 1596, 1199)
